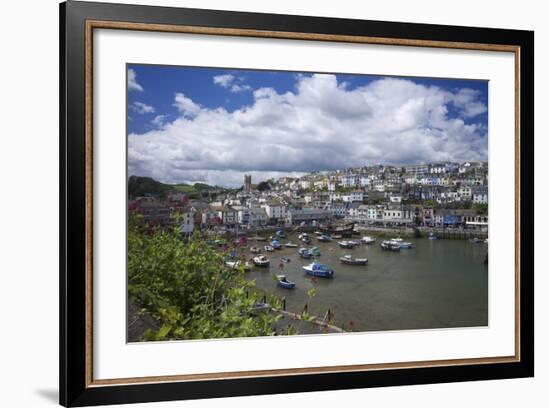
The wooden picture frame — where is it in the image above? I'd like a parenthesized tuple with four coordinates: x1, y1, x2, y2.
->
(60, 1, 534, 406)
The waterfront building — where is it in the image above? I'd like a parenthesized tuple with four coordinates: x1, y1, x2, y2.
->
(261, 201, 287, 222)
(285, 207, 331, 226)
(249, 207, 268, 226)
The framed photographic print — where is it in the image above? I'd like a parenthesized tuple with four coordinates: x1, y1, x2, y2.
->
(60, 1, 534, 406)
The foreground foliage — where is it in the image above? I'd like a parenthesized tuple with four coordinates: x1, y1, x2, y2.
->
(128, 215, 284, 341)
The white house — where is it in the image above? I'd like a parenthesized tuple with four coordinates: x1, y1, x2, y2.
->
(179, 211, 194, 234)
(261, 202, 286, 221)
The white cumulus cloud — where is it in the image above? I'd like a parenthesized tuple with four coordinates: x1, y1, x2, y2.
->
(173, 93, 202, 117)
(129, 74, 487, 187)
(128, 69, 143, 92)
(213, 74, 252, 93)
(130, 101, 155, 114)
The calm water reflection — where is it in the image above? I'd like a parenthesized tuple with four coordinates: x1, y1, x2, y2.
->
(245, 233, 488, 332)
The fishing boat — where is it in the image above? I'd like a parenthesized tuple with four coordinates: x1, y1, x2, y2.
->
(302, 262, 335, 278)
(319, 221, 355, 237)
(276, 275, 296, 289)
(381, 240, 401, 251)
(298, 248, 313, 258)
(339, 254, 368, 265)
(276, 230, 287, 238)
(338, 240, 356, 249)
(308, 246, 321, 256)
(280, 257, 291, 263)
(284, 242, 298, 248)
(317, 234, 332, 242)
(428, 232, 438, 240)
(250, 246, 260, 254)
(391, 238, 413, 249)
(264, 245, 274, 252)
(271, 239, 282, 249)
(253, 255, 270, 267)
(361, 236, 376, 245)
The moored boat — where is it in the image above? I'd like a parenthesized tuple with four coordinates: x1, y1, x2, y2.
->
(276, 274, 296, 289)
(250, 246, 260, 254)
(317, 234, 332, 242)
(264, 245, 274, 252)
(339, 254, 368, 265)
(253, 255, 270, 267)
(470, 237, 483, 244)
(361, 236, 376, 244)
(271, 239, 282, 249)
(301, 236, 312, 244)
(225, 260, 251, 271)
(280, 257, 291, 263)
(338, 240, 358, 249)
(319, 221, 355, 237)
(308, 246, 321, 256)
(254, 236, 267, 241)
(276, 230, 287, 238)
(284, 242, 298, 248)
(391, 238, 413, 248)
(302, 262, 334, 278)
(381, 240, 401, 251)
(298, 247, 313, 258)
(428, 232, 438, 240)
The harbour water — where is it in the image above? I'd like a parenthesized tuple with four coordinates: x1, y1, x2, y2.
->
(245, 233, 488, 333)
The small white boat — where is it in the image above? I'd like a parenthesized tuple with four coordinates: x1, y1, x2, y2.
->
(317, 234, 332, 242)
(250, 246, 260, 253)
(361, 236, 376, 244)
(253, 255, 270, 267)
(339, 254, 368, 265)
(284, 242, 298, 248)
(391, 238, 413, 249)
(264, 245, 274, 252)
(225, 260, 251, 271)
(338, 240, 359, 248)
(484, 238, 489, 244)
(428, 232, 438, 240)
(381, 240, 401, 251)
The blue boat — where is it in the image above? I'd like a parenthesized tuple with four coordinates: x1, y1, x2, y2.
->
(302, 262, 334, 278)
(271, 239, 282, 249)
(276, 275, 296, 289)
(298, 248, 313, 258)
(276, 230, 287, 238)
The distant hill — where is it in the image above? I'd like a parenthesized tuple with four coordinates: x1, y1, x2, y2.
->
(128, 175, 229, 199)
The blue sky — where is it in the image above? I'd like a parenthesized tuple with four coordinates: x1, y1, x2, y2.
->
(127, 64, 488, 187)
